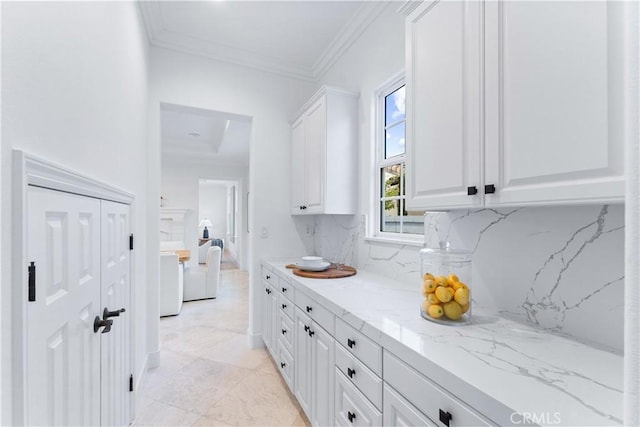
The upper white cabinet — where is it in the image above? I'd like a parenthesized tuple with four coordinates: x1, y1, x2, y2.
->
(406, 0, 629, 210)
(291, 86, 359, 215)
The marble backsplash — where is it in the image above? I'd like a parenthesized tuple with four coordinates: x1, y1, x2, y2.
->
(310, 205, 624, 352)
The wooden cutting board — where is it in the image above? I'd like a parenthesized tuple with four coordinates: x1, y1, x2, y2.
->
(286, 264, 357, 279)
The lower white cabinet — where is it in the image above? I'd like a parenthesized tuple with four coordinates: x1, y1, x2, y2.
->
(383, 383, 436, 427)
(261, 279, 277, 353)
(335, 369, 382, 427)
(294, 307, 335, 426)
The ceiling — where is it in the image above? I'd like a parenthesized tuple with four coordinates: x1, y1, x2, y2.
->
(139, 1, 389, 81)
(161, 103, 252, 166)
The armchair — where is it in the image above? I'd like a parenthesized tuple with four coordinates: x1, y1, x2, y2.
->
(159, 253, 183, 316)
(183, 246, 221, 301)
(198, 239, 212, 264)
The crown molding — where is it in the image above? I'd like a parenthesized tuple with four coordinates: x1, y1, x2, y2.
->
(138, 1, 388, 83)
(313, 1, 389, 81)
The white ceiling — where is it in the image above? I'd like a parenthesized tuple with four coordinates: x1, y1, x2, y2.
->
(161, 103, 252, 166)
(139, 1, 389, 81)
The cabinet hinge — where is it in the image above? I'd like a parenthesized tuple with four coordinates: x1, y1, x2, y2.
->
(28, 262, 36, 302)
(129, 234, 134, 251)
(129, 374, 134, 392)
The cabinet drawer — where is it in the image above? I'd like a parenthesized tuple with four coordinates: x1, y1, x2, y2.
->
(295, 290, 334, 335)
(384, 383, 437, 427)
(334, 369, 382, 427)
(335, 344, 382, 411)
(278, 308, 294, 354)
(262, 265, 275, 284)
(277, 341, 294, 393)
(279, 293, 295, 320)
(277, 274, 294, 298)
(384, 352, 493, 427)
(335, 318, 382, 376)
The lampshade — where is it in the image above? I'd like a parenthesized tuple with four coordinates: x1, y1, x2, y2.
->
(199, 218, 213, 228)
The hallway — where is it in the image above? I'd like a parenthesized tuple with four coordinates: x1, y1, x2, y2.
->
(135, 269, 310, 426)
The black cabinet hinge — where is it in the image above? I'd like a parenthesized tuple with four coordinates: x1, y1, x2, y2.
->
(129, 234, 134, 251)
(129, 374, 134, 392)
(28, 262, 36, 302)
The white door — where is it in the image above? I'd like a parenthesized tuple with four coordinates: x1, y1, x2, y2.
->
(311, 323, 334, 427)
(484, 1, 625, 206)
(26, 186, 102, 426)
(100, 200, 131, 426)
(304, 96, 326, 214)
(405, 0, 483, 210)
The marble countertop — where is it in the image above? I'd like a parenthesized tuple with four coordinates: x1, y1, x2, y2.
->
(264, 260, 623, 426)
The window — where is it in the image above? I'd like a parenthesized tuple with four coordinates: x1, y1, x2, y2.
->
(375, 77, 424, 238)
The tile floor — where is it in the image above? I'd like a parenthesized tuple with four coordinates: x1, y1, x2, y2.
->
(134, 268, 310, 426)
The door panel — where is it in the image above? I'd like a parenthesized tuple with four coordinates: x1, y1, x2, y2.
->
(304, 97, 326, 213)
(100, 200, 131, 426)
(26, 187, 101, 426)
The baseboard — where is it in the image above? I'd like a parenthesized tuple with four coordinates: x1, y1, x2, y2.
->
(147, 349, 160, 369)
(247, 331, 265, 349)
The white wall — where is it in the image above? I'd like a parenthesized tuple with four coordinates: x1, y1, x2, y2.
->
(148, 46, 318, 356)
(160, 156, 247, 269)
(1, 2, 149, 423)
(199, 182, 229, 247)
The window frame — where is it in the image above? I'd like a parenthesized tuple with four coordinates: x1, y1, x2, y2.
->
(370, 72, 424, 245)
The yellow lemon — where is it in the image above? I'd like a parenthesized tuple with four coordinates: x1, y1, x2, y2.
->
(420, 298, 430, 313)
(452, 281, 464, 291)
(423, 272, 435, 281)
(458, 281, 469, 291)
(423, 279, 438, 294)
(435, 276, 448, 287)
(447, 274, 459, 286)
(460, 303, 470, 314)
(426, 293, 439, 305)
(454, 287, 470, 306)
(443, 301, 462, 320)
(435, 286, 453, 303)
(428, 304, 444, 319)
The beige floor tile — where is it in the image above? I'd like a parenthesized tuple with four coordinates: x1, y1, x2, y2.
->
(192, 415, 235, 427)
(132, 400, 200, 426)
(200, 333, 269, 369)
(290, 411, 312, 427)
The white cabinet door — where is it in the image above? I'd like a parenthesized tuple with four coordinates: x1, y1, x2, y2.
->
(291, 116, 306, 214)
(383, 384, 436, 427)
(484, 1, 625, 206)
(406, 0, 482, 210)
(26, 187, 102, 426)
(262, 284, 277, 355)
(311, 323, 334, 427)
(100, 200, 131, 426)
(294, 308, 313, 418)
(304, 97, 327, 214)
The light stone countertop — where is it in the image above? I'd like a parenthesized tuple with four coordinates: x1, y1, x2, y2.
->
(263, 260, 623, 427)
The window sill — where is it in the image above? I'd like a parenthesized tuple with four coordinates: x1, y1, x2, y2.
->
(364, 235, 424, 248)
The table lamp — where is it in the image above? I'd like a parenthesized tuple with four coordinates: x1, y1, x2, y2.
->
(199, 218, 213, 239)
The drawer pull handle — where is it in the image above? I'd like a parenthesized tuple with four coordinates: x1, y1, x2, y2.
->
(266, 275, 271, 280)
(347, 367, 355, 378)
(484, 184, 496, 194)
(282, 287, 287, 293)
(306, 305, 312, 313)
(347, 338, 356, 348)
(304, 325, 310, 332)
(280, 362, 286, 368)
(282, 304, 287, 309)
(439, 409, 452, 427)
(265, 288, 271, 294)
(467, 186, 478, 196)
(348, 411, 356, 423)
(308, 330, 315, 337)
(282, 329, 287, 335)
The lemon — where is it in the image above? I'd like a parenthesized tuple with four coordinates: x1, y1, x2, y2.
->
(435, 276, 448, 287)
(427, 293, 439, 304)
(427, 304, 444, 319)
(423, 272, 435, 281)
(421, 281, 431, 297)
(435, 286, 453, 303)
(423, 279, 438, 294)
(452, 281, 464, 291)
(458, 281, 469, 291)
(420, 298, 430, 313)
(443, 301, 462, 320)
(447, 274, 459, 286)
(454, 287, 470, 305)
(460, 303, 470, 314)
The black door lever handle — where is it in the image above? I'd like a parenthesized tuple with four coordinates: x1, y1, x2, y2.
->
(94, 316, 113, 334)
(103, 307, 126, 319)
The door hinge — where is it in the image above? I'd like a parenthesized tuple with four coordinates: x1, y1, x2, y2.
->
(129, 374, 134, 392)
(129, 234, 134, 251)
(28, 262, 36, 302)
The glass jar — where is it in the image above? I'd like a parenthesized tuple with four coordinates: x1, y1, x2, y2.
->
(420, 242, 472, 325)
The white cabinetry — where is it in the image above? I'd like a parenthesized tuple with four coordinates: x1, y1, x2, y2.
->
(406, 0, 628, 210)
(290, 86, 359, 215)
(261, 270, 277, 353)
